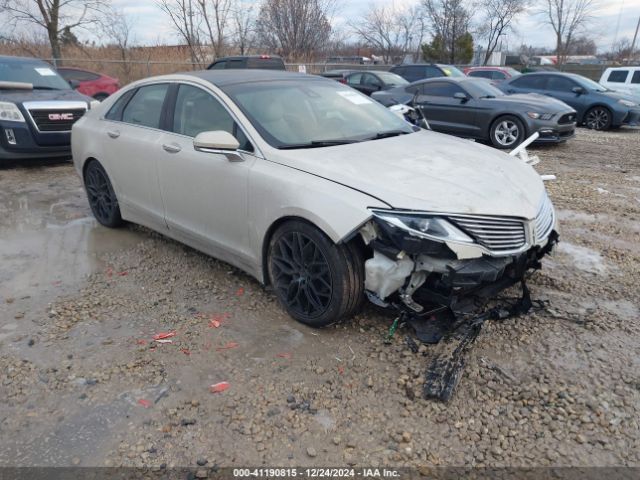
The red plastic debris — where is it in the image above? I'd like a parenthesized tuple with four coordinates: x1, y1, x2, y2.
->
(337, 366, 345, 375)
(181, 348, 191, 356)
(117, 271, 128, 276)
(216, 341, 239, 351)
(209, 381, 230, 393)
(208, 312, 230, 328)
(137, 398, 152, 408)
(136, 339, 147, 345)
(152, 331, 176, 340)
(236, 287, 244, 296)
(209, 319, 221, 328)
(276, 352, 292, 359)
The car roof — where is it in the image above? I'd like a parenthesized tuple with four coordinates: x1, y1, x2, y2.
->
(0, 55, 50, 64)
(214, 55, 283, 60)
(184, 69, 323, 87)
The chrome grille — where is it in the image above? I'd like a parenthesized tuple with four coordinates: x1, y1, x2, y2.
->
(534, 194, 555, 243)
(448, 214, 526, 254)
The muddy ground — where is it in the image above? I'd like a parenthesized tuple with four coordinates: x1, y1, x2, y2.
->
(0, 128, 639, 470)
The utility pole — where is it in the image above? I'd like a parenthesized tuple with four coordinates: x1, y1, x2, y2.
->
(630, 16, 640, 65)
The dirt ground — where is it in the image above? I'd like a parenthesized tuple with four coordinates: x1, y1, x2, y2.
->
(0, 128, 639, 470)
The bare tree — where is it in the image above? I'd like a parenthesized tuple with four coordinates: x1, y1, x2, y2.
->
(422, 0, 472, 64)
(198, 0, 232, 58)
(477, 0, 527, 65)
(0, 0, 107, 61)
(538, 0, 598, 65)
(255, 0, 334, 61)
(156, 0, 205, 65)
(231, 0, 256, 55)
(351, 3, 427, 63)
(100, 8, 136, 83)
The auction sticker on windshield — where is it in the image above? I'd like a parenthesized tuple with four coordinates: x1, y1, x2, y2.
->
(337, 90, 372, 105)
(35, 67, 56, 76)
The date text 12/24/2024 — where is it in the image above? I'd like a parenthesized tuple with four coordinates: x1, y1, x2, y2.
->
(233, 468, 401, 478)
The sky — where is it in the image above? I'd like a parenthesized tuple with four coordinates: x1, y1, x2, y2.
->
(113, 0, 640, 53)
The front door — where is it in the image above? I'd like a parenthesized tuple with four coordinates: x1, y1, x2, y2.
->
(156, 83, 256, 266)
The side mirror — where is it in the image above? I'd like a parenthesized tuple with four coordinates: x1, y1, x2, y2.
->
(454, 92, 468, 102)
(68, 79, 80, 89)
(572, 86, 585, 95)
(193, 131, 243, 161)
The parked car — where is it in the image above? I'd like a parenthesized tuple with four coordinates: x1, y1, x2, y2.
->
(57, 67, 119, 101)
(344, 71, 408, 96)
(373, 77, 576, 148)
(319, 69, 356, 83)
(207, 55, 285, 70)
(390, 63, 465, 82)
(464, 66, 522, 83)
(0, 55, 93, 161)
(72, 70, 558, 327)
(500, 72, 640, 130)
(599, 66, 640, 100)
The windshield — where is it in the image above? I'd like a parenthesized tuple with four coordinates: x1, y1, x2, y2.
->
(222, 80, 414, 149)
(505, 67, 522, 77)
(464, 80, 505, 98)
(376, 72, 408, 86)
(440, 65, 465, 77)
(575, 75, 608, 92)
(0, 60, 71, 90)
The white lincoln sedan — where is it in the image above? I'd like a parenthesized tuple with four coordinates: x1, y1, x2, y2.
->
(72, 70, 557, 327)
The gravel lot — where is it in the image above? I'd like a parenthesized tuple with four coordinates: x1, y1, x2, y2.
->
(0, 128, 639, 470)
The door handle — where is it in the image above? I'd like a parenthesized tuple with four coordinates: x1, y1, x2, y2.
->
(107, 129, 120, 139)
(162, 143, 181, 154)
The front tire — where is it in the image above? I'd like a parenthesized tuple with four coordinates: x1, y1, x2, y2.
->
(584, 106, 612, 130)
(267, 220, 364, 327)
(490, 115, 526, 149)
(84, 160, 123, 228)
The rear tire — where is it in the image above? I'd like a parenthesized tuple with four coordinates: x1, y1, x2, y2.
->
(584, 106, 612, 130)
(84, 160, 123, 228)
(490, 115, 526, 149)
(267, 220, 364, 327)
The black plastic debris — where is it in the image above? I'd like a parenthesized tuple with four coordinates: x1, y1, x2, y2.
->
(422, 280, 534, 402)
(406, 308, 456, 344)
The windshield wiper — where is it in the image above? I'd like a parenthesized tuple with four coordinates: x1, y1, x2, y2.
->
(479, 95, 496, 99)
(277, 139, 360, 150)
(32, 86, 61, 90)
(367, 129, 410, 140)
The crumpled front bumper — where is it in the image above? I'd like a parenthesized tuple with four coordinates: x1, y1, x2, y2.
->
(360, 216, 558, 314)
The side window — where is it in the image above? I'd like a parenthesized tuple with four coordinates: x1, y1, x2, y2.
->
(547, 76, 577, 92)
(607, 70, 629, 83)
(511, 75, 547, 89)
(347, 73, 362, 86)
(209, 61, 226, 70)
(121, 83, 169, 129)
(425, 66, 444, 78)
(226, 59, 244, 69)
(469, 70, 493, 79)
(391, 67, 406, 78)
(632, 71, 640, 84)
(172, 84, 253, 152)
(422, 82, 463, 97)
(492, 71, 507, 80)
(362, 73, 380, 86)
(405, 84, 423, 94)
(58, 69, 99, 81)
(402, 67, 422, 82)
(105, 89, 137, 121)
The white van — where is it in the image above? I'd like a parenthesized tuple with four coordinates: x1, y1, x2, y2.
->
(599, 67, 640, 99)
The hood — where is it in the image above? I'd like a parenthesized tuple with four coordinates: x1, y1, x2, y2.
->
(0, 88, 91, 104)
(483, 93, 572, 111)
(268, 130, 545, 220)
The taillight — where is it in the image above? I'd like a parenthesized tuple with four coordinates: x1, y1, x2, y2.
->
(259, 55, 271, 59)
(339, 78, 347, 84)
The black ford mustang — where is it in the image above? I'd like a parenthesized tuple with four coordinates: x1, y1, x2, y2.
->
(372, 77, 577, 149)
(0, 55, 93, 161)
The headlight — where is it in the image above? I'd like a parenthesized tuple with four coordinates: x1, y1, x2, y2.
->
(371, 210, 474, 244)
(0, 102, 26, 122)
(527, 112, 554, 120)
(618, 99, 637, 108)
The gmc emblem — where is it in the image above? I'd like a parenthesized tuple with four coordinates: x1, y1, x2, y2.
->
(48, 113, 74, 121)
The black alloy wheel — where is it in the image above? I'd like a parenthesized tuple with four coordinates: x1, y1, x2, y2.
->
(84, 161, 123, 228)
(584, 106, 612, 130)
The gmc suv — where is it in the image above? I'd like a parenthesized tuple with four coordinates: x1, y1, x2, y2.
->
(0, 55, 93, 161)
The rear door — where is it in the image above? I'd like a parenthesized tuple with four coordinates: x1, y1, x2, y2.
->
(156, 82, 256, 265)
(359, 73, 382, 96)
(101, 83, 169, 230)
(415, 81, 477, 136)
(346, 72, 366, 94)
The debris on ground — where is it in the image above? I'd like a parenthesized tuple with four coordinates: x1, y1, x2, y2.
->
(209, 382, 230, 393)
(137, 399, 152, 408)
(152, 331, 176, 341)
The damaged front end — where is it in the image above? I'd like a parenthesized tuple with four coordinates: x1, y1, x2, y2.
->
(360, 192, 558, 315)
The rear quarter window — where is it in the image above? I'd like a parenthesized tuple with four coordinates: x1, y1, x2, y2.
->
(631, 71, 640, 84)
(607, 70, 629, 83)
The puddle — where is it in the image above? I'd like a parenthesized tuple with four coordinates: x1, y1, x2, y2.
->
(556, 242, 607, 275)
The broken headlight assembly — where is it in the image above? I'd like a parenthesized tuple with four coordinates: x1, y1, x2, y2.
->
(370, 209, 474, 245)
